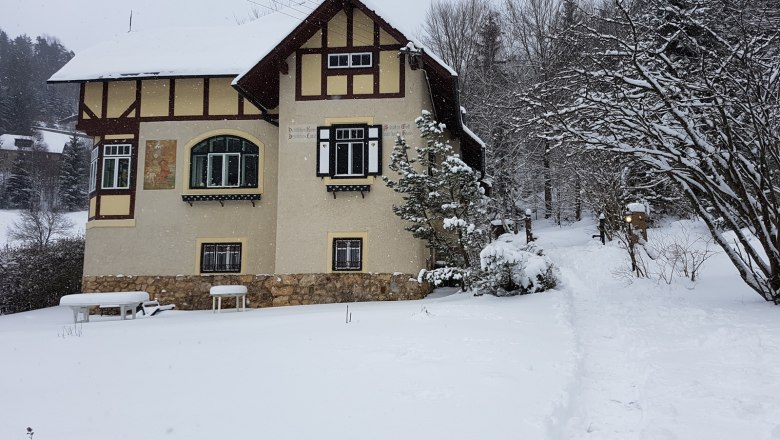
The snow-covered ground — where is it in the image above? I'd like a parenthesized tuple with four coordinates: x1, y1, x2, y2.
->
(1, 218, 779, 440)
(0, 209, 88, 246)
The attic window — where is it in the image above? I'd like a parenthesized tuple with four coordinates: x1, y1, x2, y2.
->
(328, 52, 372, 69)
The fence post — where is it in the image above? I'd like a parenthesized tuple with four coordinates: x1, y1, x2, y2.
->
(525, 209, 533, 243)
(598, 213, 606, 245)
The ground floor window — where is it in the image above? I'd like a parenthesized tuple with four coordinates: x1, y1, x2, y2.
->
(201, 243, 242, 273)
(332, 238, 363, 271)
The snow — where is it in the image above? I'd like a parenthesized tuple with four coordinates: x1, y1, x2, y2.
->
(0, 290, 574, 440)
(4, 217, 778, 439)
(59, 291, 150, 306)
(626, 202, 648, 213)
(0, 134, 34, 150)
(48, 0, 466, 107)
(36, 128, 89, 154)
(37, 130, 70, 153)
(480, 233, 557, 293)
(0, 210, 88, 246)
(49, 12, 303, 82)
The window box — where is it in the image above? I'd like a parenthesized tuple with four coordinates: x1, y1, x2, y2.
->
(182, 194, 261, 207)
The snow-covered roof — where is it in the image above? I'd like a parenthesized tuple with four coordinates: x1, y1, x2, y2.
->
(47, 0, 485, 168)
(36, 128, 90, 154)
(49, 0, 458, 85)
(49, 12, 302, 82)
(627, 202, 648, 214)
(0, 134, 34, 151)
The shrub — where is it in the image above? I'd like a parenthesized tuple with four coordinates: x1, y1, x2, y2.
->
(476, 235, 558, 296)
(0, 236, 84, 314)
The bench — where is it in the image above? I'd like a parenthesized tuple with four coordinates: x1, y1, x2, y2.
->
(210, 285, 248, 313)
(59, 292, 150, 323)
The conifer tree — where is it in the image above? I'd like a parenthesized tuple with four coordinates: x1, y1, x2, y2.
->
(5, 151, 37, 209)
(57, 134, 88, 211)
(383, 111, 488, 270)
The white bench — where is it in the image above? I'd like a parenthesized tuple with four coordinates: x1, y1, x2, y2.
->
(60, 292, 150, 323)
(210, 285, 248, 313)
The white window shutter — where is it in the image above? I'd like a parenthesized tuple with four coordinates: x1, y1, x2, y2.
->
(367, 125, 382, 175)
(317, 127, 330, 176)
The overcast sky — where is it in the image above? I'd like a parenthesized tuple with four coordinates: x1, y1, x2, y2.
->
(0, 0, 433, 53)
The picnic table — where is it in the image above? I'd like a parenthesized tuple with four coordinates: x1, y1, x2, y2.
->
(210, 285, 248, 313)
(60, 292, 150, 323)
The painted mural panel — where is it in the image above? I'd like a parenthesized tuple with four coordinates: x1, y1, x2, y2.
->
(144, 140, 177, 190)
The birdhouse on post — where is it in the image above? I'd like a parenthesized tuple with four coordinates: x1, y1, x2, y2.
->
(625, 203, 648, 241)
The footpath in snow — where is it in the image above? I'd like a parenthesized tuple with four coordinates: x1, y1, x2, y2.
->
(535, 220, 780, 440)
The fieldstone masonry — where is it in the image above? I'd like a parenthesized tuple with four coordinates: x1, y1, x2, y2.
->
(81, 273, 431, 310)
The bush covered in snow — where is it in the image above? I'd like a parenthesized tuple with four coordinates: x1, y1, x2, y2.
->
(476, 234, 558, 296)
(417, 266, 468, 288)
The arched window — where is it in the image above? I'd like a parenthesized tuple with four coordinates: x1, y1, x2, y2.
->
(190, 135, 259, 189)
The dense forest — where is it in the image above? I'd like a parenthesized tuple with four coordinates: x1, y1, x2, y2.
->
(0, 28, 86, 212)
(0, 28, 77, 134)
(415, 0, 779, 303)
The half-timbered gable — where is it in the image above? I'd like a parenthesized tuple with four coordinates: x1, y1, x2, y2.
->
(48, 0, 484, 309)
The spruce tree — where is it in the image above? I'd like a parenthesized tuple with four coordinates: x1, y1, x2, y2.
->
(6, 151, 36, 209)
(57, 135, 88, 211)
(383, 111, 488, 270)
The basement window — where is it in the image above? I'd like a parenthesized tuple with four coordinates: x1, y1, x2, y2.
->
(200, 243, 242, 273)
(332, 238, 363, 271)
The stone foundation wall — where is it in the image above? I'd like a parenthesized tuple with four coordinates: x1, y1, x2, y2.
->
(81, 273, 431, 310)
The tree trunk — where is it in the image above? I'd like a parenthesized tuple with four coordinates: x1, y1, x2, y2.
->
(574, 173, 582, 221)
(544, 143, 552, 219)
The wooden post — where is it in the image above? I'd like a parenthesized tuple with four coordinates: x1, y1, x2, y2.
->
(524, 209, 533, 243)
(625, 216, 637, 272)
(598, 213, 605, 245)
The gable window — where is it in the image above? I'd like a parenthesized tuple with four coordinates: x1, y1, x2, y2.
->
(201, 243, 242, 273)
(190, 135, 259, 189)
(328, 52, 372, 69)
(102, 144, 131, 189)
(333, 238, 362, 271)
(317, 125, 382, 178)
(89, 146, 98, 193)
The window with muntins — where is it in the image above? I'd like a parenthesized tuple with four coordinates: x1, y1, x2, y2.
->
(317, 125, 382, 178)
(102, 144, 131, 190)
(333, 238, 362, 271)
(89, 146, 98, 193)
(190, 136, 259, 189)
(328, 52, 372, 69)
(200, 243, 242, 273)
(335, 127, 364, 176)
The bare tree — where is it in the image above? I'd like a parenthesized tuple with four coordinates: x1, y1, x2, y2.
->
(419, 0, 491, 89)
(529, 0, 780, 302)
(8, 206, 74, 248)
